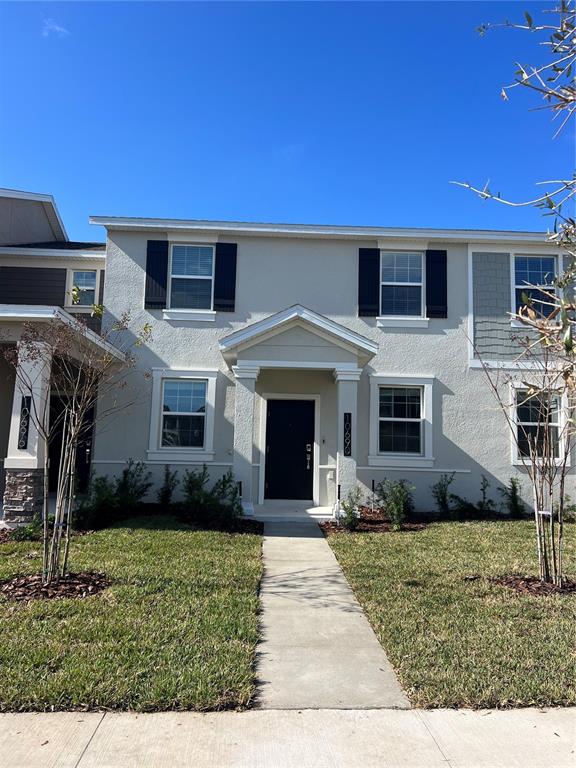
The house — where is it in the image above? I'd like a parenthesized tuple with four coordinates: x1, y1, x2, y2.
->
(0, 189, 107, 524)
(1, 190, 570, 523)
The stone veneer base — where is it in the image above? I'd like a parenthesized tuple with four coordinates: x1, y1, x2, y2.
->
(2, 468, 44, 525)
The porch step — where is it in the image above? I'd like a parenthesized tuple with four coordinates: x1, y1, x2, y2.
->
(249, 502, 334, 523)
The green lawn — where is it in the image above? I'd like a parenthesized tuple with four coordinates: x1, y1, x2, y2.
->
(327, 521, 576, 708)
(0, 516, 262, 712)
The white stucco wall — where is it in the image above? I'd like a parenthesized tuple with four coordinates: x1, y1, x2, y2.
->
(92, 229, 571, 511)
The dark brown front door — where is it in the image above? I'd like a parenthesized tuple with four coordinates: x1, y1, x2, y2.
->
(265, 399, 314, 500)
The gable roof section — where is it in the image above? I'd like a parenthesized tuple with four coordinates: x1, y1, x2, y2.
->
(220, 305, 377, 367)
(0, 188, 68, 243)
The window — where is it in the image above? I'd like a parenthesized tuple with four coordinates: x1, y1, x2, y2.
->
(380, 251, 424, 317)
(378, 386, 423, 454)
(515, 390, 560, 460)
(514, 255, 556, 316)
(169, 244, 214, 310)
(72, 271, 97, 306)
(161, 379, 207, 448)
(369, 375, 434, 467)
(148, 369, 217, 461)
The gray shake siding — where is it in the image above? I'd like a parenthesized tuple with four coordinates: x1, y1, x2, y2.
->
(472, 252, 517, 359)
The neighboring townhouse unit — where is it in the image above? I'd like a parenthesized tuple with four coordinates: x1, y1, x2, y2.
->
(82, 214, 571, 516)
(0, 189, 106, 522)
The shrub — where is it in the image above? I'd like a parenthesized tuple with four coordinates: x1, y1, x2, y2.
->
(431, 473, 455, 517)
(450, 475, 497, 520)
(563, 496, 576, 523)
(336, 486, 363, 531)
(10, 514, 43, 542)
(211, 470, 243, 523)
(179, 466, 243, 531)
(376, 479, 414, 531)
(157, 465, 179, 508)
(115, 460, 152, 514)
(74, 460, 152, 530)
(499, 477, 526, 519)
(74, 475, 118, 530)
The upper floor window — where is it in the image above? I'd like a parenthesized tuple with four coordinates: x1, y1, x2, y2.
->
(169, 245, 214, 310)
(514, 255, 556, 316)
(72, 270, 97, 306)
(378, 385, 423, 454)
(515, 389, 560, 461)
(380, 251, 424, 317)
(161, 379, 207, 448)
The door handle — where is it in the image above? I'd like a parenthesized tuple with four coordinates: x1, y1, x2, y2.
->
(306, 444, 312, 452)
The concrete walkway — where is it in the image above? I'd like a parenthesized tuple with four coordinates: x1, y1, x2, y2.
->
(256, 520, 409, 709)
(2, 708, 574, 767)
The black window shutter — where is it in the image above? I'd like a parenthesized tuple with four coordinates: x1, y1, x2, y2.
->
(214, 243, 237, 312)
(144, 240, 169, 309)
(425, 250, 448, 318)
(98, 269, 105, 305)
(358, 248, 380, 317)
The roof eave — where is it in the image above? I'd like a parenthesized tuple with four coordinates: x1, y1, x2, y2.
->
(89, 215, 550, 244)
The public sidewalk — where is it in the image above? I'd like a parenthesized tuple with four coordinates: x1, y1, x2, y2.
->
(1, 707, 574, 767)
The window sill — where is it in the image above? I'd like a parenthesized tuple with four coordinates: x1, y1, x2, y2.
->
(162, 309, 216, 322)
(512, 457, 569, 468)
(147, 449, 215, 463)
(65, 305, 94, 314)
(368, 454, 435, 468)
(377, 316, 429, 329)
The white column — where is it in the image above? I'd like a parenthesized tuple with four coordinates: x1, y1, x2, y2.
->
(232, 366, 259, 515)
(334, 368, 361, 512)
(2, 341, 52, 525)
(4, 341, 52, 471)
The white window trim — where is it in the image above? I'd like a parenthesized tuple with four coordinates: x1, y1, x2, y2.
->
(368, 375, 434, 468)
(378, 250, 427, 327)
(147, 368, 218, 462)
(166, 243, 215, 316)
(509, 380, 570, 467)
(65, 268, 100, 312)
(162, 308, 216, 322)
(509, 252, 563, 328)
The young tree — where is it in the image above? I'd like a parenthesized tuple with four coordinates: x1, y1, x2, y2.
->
(456, 2, 575, 585)
(4, 309, 151, 585)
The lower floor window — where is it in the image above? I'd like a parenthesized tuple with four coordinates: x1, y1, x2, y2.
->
(516, 390, 560, 459)
(378, 386, 423, 454)
(161, 379, 207, 448)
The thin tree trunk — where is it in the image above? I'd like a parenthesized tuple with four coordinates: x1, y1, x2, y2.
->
(61, 443, 77, 577)
(42, 441, 50, 585)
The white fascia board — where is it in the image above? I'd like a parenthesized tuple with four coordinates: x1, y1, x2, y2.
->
(219, 304, 378, 356)
(0, 247, 105, 260)
(0, 304, 124, 360)
(89, 215, 549, 245)
(0, 188, 68, 241)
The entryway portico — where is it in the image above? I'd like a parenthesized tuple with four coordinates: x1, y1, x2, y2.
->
(219, 305, 377, 515)
(0, 305, 123, 527)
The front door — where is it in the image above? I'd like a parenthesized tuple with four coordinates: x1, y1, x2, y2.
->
(265, 399, 315, 500)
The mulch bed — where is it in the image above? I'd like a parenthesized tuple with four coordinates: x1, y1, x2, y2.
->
(488, 574, 576, 596)
(0, 572, 111, 602)
(0, 529, 12, 545)
(319, 505, 427, 534)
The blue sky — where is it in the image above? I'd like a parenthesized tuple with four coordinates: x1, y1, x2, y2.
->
(0, 1, 572, 241)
